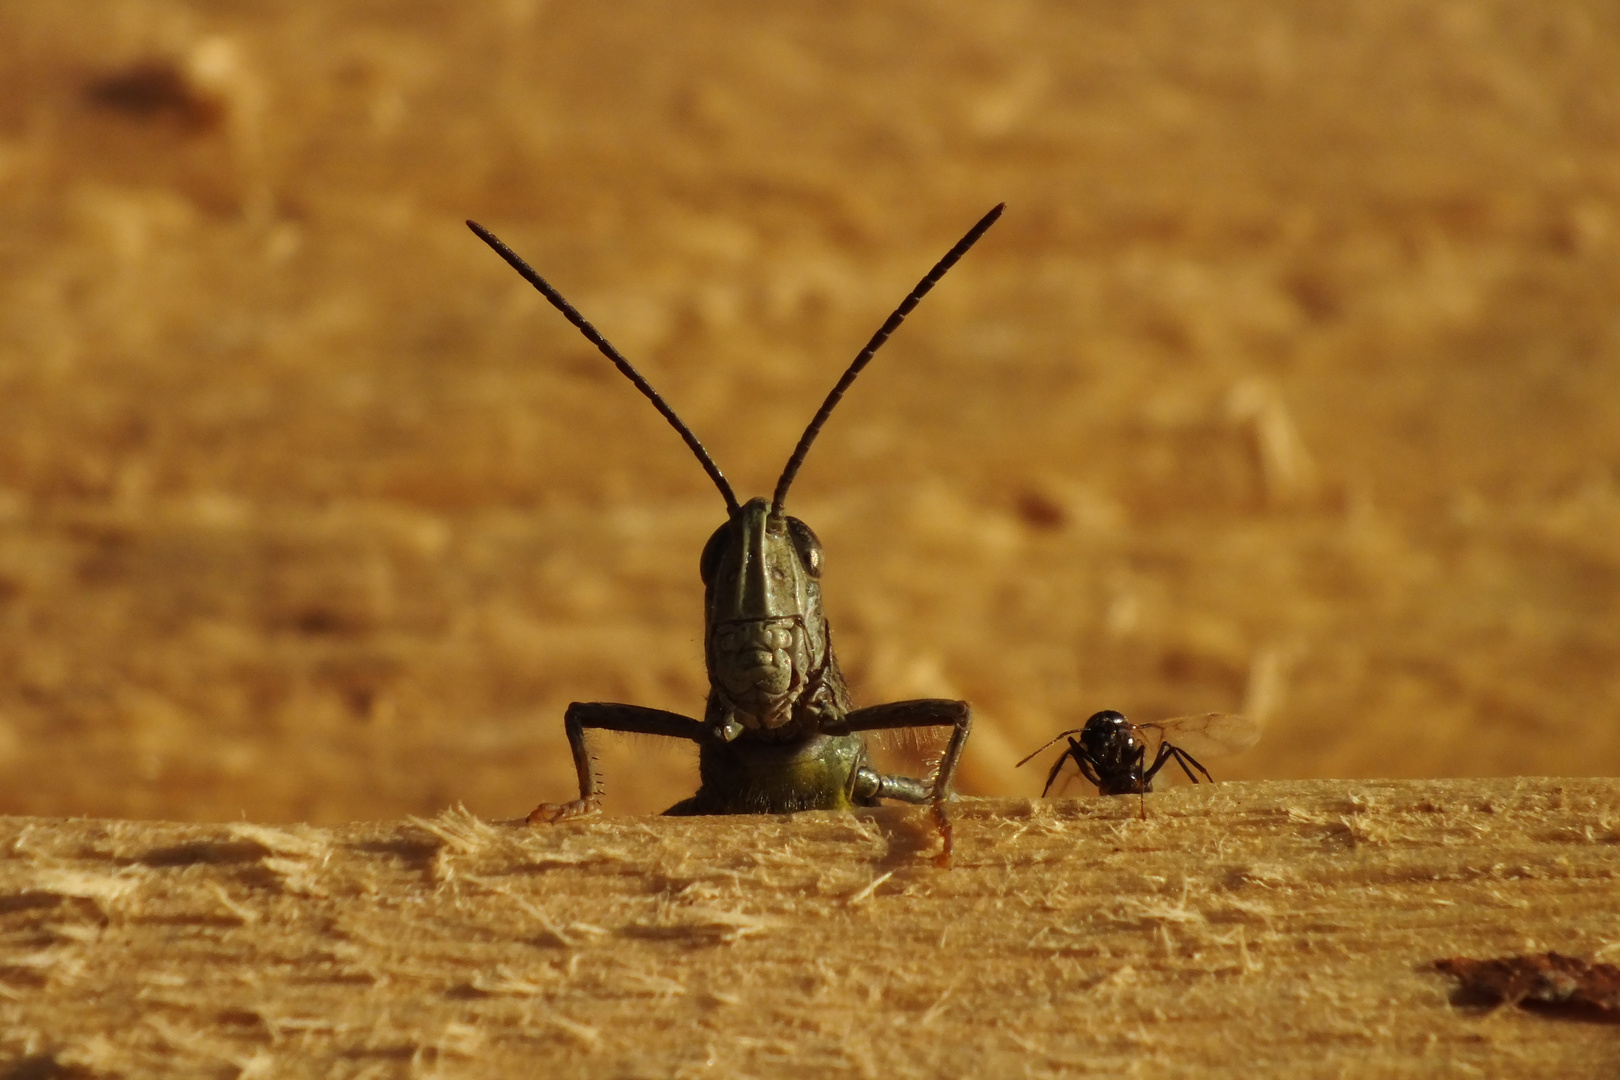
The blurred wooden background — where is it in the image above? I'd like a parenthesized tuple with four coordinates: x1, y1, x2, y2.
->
(0, 1, 1617, 823)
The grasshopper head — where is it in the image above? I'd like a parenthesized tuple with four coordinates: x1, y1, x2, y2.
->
(699, 497, 828, 731)
(468, 206, 1001, 733)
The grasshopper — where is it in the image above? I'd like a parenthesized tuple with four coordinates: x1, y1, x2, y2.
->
(467, 204, 1002, 865)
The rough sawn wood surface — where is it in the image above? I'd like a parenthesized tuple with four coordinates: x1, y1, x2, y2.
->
(1, 777, 1617, 1078)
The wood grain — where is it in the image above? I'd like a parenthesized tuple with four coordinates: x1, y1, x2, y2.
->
(2, 777, 1617, 1078)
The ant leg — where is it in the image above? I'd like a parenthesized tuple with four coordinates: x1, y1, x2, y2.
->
(1039, 739, 1104, 797)
(1040, 746, 1074, 797)
(1167, 745, 1215, 784)
(1136, 743, 1167, 819)
(1139, 743, 1175, 789)
(837, 699, 972, 868)
(529, 702, 706, 824)
(1071, 743, 1106, 793)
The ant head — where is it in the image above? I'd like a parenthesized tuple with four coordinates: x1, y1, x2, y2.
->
(1081, 710, 1131, 754)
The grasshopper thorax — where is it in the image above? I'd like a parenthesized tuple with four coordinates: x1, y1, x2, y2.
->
(699, 497, 829, 733)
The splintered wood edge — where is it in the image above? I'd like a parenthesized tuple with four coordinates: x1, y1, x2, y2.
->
(1, 777, 1617, 1079)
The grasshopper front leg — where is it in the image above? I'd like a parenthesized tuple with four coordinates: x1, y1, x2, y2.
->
(530, 702, 707, 824)
(837, 698, 972, 867)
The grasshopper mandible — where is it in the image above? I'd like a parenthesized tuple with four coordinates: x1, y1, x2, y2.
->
(467, 204, 1002, 865)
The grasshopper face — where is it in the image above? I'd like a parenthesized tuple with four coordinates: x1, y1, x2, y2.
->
(699, 497, 828, 732)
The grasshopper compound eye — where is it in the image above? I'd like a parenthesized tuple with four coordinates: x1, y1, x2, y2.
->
(698, 520, 728, 586)
(786, 518, 822, 579)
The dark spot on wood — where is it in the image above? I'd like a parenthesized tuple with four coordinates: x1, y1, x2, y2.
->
(140, 839, 271, 867)
(1143, 314, 1192, 354)
(1, 1055, 93, 1080)
(1015, 491, 1066, 530)
(343, 683, 379, 720)
(216, 1008, 266, 1028)
(1436, 953, 1620, 1022)
(84, 60, 223, 131)
(291, 607, 357, 636)
(1284, 269, 1340, 323)
(0, 967, 48, 991)
(0, 893, 66, 915)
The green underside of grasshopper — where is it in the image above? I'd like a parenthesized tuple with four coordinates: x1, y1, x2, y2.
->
(667, 733, 874, 815)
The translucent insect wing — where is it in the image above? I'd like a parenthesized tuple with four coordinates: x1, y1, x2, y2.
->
(1135, 712, 1260, 760)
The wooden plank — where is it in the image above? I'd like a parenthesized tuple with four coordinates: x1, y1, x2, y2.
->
(1, 777, 1617, 1077)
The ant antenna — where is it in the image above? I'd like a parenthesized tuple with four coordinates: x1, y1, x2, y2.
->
(771, 203, 1004, 516)
(467, 220, 740, 516)
(1014, 728, 1086, 768)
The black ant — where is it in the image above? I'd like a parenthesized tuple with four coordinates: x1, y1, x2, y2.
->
(1018, 710, 1258, 817)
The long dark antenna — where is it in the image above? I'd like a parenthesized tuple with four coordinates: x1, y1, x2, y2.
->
(1014, 728, 1085, 768)
(771, 204, 1004, 515)
(467, 220, 740, 516)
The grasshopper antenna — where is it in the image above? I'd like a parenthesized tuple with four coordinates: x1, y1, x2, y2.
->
(771, 203, 1004, 516)
(468, 220, 741, 516)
